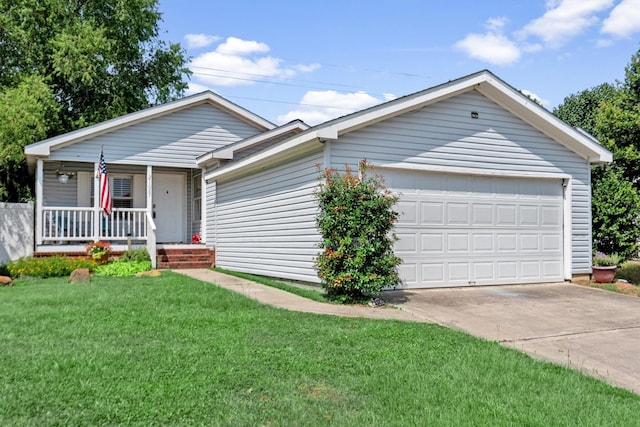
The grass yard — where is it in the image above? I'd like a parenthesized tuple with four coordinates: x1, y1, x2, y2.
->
(1, 273, 638, 425)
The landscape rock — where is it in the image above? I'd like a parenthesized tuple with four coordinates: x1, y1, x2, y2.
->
(69, 268, 92, 284)
(0, 276, 13, 286)
(136, 270, 161, 278)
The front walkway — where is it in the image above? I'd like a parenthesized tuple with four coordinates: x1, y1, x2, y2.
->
(175, 269, 640, 395)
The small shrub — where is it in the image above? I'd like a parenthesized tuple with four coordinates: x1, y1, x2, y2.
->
(95, 260, 151, 276)
(6, 256, 96, 279)
(593, 252, 622, 266)
(0, 264, 9, 277)
(615, 262, 640, 285)
(121, 247, 151, 263)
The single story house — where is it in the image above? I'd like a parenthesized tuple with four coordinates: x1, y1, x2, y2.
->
(25, 70, 611, 288)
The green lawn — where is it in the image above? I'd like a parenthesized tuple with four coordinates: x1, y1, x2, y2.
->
(1, 273, 638, 425)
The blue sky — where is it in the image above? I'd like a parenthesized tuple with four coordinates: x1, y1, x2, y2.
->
(159, 0, 640, 125)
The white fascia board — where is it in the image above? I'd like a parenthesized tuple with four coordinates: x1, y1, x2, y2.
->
(476, 78, 612, 164)
(204, 130, 328, 181)
(196, 120, 309, 167)
(25, 91, 275, 157)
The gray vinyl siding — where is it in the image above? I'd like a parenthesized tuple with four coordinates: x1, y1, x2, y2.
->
(49, 104, 262, 167)
(215, 149, 323, 282)
(329, 91, 592, 273)
(204, 177, 216, 248)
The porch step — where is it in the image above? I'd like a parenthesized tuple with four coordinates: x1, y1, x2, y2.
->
(156, 248, 215, 270)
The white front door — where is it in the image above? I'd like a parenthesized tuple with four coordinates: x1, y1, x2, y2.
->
(153, 173, 185, 243)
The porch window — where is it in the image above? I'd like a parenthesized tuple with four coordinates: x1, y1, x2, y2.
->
(112, 176, 133, 208)
(90, 175, 133, 208)
(193, 175, 202, 221)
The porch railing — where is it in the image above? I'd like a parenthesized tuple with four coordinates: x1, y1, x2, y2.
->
(41, 207, 148, 242)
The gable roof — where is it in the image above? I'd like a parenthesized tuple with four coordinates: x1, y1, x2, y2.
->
(196, 119, 309, 167)
(205, 70, 612, 181)
(24, 91, 275, 164)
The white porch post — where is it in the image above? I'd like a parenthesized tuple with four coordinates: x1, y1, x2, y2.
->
(35, 159, 44, 246)
(146, 165, 157, 268)
(93, 161, 100, 242)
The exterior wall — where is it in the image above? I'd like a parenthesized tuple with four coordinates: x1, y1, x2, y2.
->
(204, 177, 216, 247)
(0, 202, 34, 264)
(329, 90, 592, 273)
(49, 104, 262, 168)
(215, 149, 323, 282)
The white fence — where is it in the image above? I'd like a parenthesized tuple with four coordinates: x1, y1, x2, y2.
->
(0, 202, 34, 265)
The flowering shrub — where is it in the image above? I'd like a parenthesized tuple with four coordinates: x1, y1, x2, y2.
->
(86, 241, 111, 260)
(314, 160, 402, 302)
(192, 234, 201, 243)
(6, 256, 96, 278)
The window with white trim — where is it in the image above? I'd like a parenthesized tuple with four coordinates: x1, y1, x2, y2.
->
(193, 175, 202, 221)
(90, 175, 133, 208)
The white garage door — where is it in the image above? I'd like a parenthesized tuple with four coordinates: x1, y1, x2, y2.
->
(385, 170, 564, 288)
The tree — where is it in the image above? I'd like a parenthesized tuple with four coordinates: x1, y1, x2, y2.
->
(554, 49, 640, 260)
(592, 168, 640, 259)
(314, 161, 402, 303)
(0, 0, 191, 201)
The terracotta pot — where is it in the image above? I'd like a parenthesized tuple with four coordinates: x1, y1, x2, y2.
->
(592, 265, 616, 283)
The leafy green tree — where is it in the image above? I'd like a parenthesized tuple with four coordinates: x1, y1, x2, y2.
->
(595, 49, 640, 190)
(554, 49, 640, 260)
(592, 168, 640, 259)
(553, 83, 617, 135)
(314, 161, 402, 303)
(0, 0, 191, 201)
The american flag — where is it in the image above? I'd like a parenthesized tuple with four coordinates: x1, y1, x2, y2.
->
(99, 149, 112, 216)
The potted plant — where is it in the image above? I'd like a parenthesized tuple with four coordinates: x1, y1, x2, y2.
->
(86, 241, 112, 264)
(592, 252, 621, 283)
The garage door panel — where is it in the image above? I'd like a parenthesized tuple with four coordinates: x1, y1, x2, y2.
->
(421, 233, 444, 253)
(520, 206, 539, 226)
(388, 170, 564, 288)
(497, 234, 517, 251)
(447, 203, 469, 225)
(521, 261, 541, 278)
(397, 201, 418, 225)
(496, 205, 517, 225)
(474, 262, 495, 280)
(472, 204, 493, 225)
(472, 233, 493, 251)
(520, 234, 540, 251)
(421, 201, 444, 224)
(542, 234, 561, 251)
(542, 206, 562, 226)
(447, 233, 470, 252)
(395, 233, 417, 252)
(448, 262, 470, 281)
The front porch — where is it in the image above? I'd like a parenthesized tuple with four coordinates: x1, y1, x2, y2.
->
(33, 159, 207, 269)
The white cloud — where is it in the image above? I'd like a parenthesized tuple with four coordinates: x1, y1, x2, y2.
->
(189, 36, 319, 87)
(184, 34, 221, 49)
(519, 0, 615, 47)
(277, 90, 383, 125)
(455, 33, 521, 65)
(455, 17, 521, 65)
(520, 89, 551, 108)
(601, 0, 640, 37)
(185, 82, 211, 95)
(216, 37, 270, 55)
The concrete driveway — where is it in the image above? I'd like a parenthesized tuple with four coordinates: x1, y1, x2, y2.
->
(384, 283, 640, 394)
